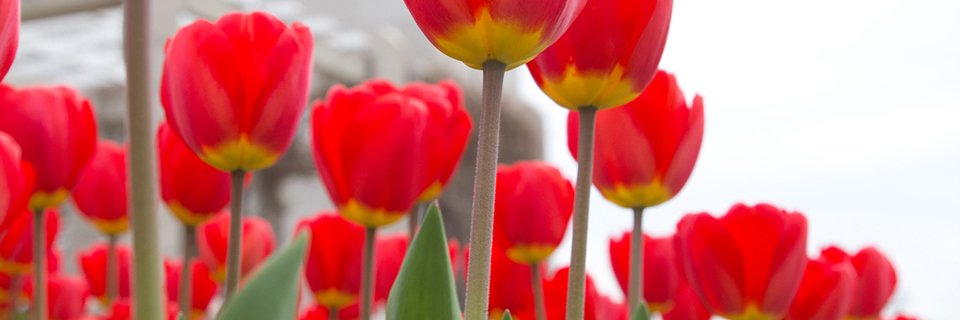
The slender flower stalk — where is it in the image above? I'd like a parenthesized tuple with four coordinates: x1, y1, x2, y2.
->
(179, 226, 194, 316)
(360, 227, 376, 320)
(463, 60, 506, 320)
(627, 207, 644, 315)
(224, 171, 245, 300)
(565, 107, 597, 320)
(31, 209, 44, 320)
(531, 262, 547, 320)
(106, 234, 118, 306)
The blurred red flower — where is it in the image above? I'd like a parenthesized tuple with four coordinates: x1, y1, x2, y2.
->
(0, 132, 33, 229)
(72, 141, 130, 235)
(0, 0, 17, 81)
(493, 161, 573, 264)
(785, 247, 857, 320)
(296, 213, 364, 310)
(0, 208, 58, 275)
(609, 232, 679, 313)
(196, 212, 275, 283)
(157, 121, 234, 226)
(829, 247, 897, 320)
(77, 242, 132, 304)
(164, 258, 219, 319)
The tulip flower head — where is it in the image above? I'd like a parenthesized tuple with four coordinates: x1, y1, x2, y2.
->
(609, 232, 679, 313)
(528, 0, 673, 110)
(785, 247, 857, 320)
(404, 0, 587, 70)
(196, 212, 276, 282)
(662, 280, 711, 320)
(0, 208, 58, 274)
(77, 242, 132, 304)
(164, 258, 219, 319)
(0, 132, 33, 229)
(158, 121, 234, 226)
(542, 267, 604, 320)
(492, 161, 573, 264)
(161, 11, 314, 172)
(44, 274, 89, 320)
(827, 247, 897, 320)
(296, 213, 365, 310)
(0, 0, 17, 81)
(72, 140, 130, 235)
(675, 203, 808, 320)
(311, 79, 472, 227)
(568, 70, 703, 209)
(0, 84, 98, 210)
(486, 244, 539, 319)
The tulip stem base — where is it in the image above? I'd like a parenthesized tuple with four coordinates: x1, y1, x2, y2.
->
(566, 106, 598, 320)
(531, 263, 547, 320)
(224, 170, 246, 302)
(360, 227, 377, 320)
(464, 60, 506, 320)
(180, 225, 195, 316)
(107, 234, 118, 306)
(31, 209, 45, 320)
(627, 207, 645, 317)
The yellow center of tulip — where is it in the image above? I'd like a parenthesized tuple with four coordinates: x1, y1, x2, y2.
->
(315, 289, 357, 310)
(417, 181, 444, 202)
(599, 179, 673, 209)
(506, 244, 557, 265)
(0, 260, 30, 275)
(726, 304, 779, 320)
(435, 9, 547, 70)
(199, 134, 278, 172)
(166, 201, 214, 227)
(648, 301, 675, 314)
(340, 199, 406, 228)
(91, 217, 130, 235)
(29, 188, 70, 211)
(537, 64, 641, 110)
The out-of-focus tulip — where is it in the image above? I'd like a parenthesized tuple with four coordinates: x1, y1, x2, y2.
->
(374, 233, 408, 304)
(786, 247, 857, 320)
(542, 267, 602, 320)
(296, 213, 364, 309)
(887, 315, 919, 320)
(164, 258, 219, 319)
(299, 303, 360, 320)
(160, 11, 314, 172)
(0, 132, 32, 228)
(674, 203, 808, 320)
(77, 242, 132, 303)
(196, 212, 275, 282)
(311, 79, 472, 227)
(568, 71, 703, 208)
(72, 141, 129, 235)
(662, 281, 711, 320)
(609, 232, 678, 313)
(0, 84, 97, 210)
(0, 0, 17, 81)
(0, 209, 58, 274)
(493, 161, 573, 264)
(594, 295, 627, 320)
(403, 0, 587, 70)
(488, 245, 538, 319)
(527, 0, 673, 110)
(45, 274, 89, 320)
(827, 247, 897, 320)
(158, 121, 233, 226)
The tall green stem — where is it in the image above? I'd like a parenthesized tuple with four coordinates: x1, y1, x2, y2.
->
(565, 106, 597, 320)
(180, 226, 195, 317)
(106, 234, 118, 306)
(31, 209, 45, 320)
(463, 60, 506, 320)
(360, 227, 377, 320)
(627, 207, 645, 316)
(224, 171, 245, 301)
(531, 263, 547, 320)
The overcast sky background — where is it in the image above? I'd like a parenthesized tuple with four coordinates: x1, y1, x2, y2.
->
(518, 0, 960, 319)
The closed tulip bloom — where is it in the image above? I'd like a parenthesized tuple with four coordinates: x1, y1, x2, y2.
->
(0, 208, 58, 274)
(0, 84, 97, 210)
(609, 232, 678, 313)
(0, 0, 16, 81)
(161, 11, 314, 172)
(311, 79, 472, 227)
(164, 258, 219, 319)
(493, 161, 573, 264)
(403, 0, 587, 70)
(834, 247, 897, 320)
(296, 213, 364, 309)
(527, 0, 673, 110)
(157, 122, 233, 226)
(674, 203, 808, 320)
(662, 281, 711, 320)
(72, 141, 130, 235)
(77, 242, 132, 303)
(196, 212, 275, 282)
(45, 274, 89, 320)
(0, 132, 33, 229)
(568, 71, 703, 208)
(785, 247, 857, 320)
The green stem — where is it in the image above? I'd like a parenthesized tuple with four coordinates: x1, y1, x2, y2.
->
(224, 171, 245, 301)
(31, 209, 45, 320)
(463, 60, 506, 320)
(106, 234, 118, 306)
(565, 106, 597, 320)
(180, 225, 195, 318)
(531, 263, 547, 320)
(360, 227, 377, 320)
(627, 207, 645, 317)
(329, 307, 339, 320)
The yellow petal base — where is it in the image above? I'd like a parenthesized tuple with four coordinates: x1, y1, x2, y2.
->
(417, 181, 443, 203)
(725, 304, 780, 320)
(537, 65, 640, 110)
(29, 188, 70, 211)
(167, 201, 216, 226)
(340, 199, 406, 228)
(90, 217, 129, 235)
(599, 179, 673, 209)
(315, 289, 357, 310)
(506, 244, 557, 265)
(0, 260, 30, 275)
(435, 9, 547, 71)
(199, 135, 279, 172)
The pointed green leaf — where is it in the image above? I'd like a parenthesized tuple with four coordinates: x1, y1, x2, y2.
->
(386, 203, 461, 319)
(502, 310, 513, 320)
(221, 234, 309, 320)
(631, 303, 651, 320)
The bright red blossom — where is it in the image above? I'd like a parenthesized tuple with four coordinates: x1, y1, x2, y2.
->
(493, 161, 573, 264)
(72, 140, 130, 235)
(196, 212, 275, 282)
(662, 280, 711, 320)
(0, 132, 32, 229)
(830, 247, 897, 320)
(785, 247, 857, 320)
(296, 213, 364, 309)
(0, 209, 58, 274)
(77, 242, 132, 303)
(45, 274, 89, 320)
(0, 0, 17, 81)
(374, 233, 408, 305)
(299, 303, 359, 320)
(158, 121, 234, 226)
(161, 11, 314, 172)
(164, 258, 219, 318)
(542, 267, 605, 320)
(609, 232, 678, 313)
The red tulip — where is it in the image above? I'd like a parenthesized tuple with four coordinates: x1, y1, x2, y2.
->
(785, 247, 857, 320)
(403, 0, 587, 70)
(488, 244, 539, 319)
(296, 213, 364, 309)
(299, 303, 360, 320)
(493, 161, 573, 264)
(72, 141, 130, 235)
(311, 79, 472, 227)
(373, 233, 408, 305)
(0, 132, 33, 229)
(595, 295, 628, 320)
(609, 232, 678, 313)
(527, 0, 673, 110)
(542, 267, 603, 320)
(827, 247, 897, 320)
(674, 203, 808, 319)
(0, 84, 97, 210)
(158, 121, 233, 226)
(45, 274, 89, 320)
(0, 0, 17, 81)
(98, 298, 181, 320)
(661, 281, 710, 320)
(196, 211, 275, 282)
(568, 70, 703, 208)
(164, 258, 219, 318)
(0, 208, 58, 275)
(160, 11, 314, 172)
(77, 242, 132, 303)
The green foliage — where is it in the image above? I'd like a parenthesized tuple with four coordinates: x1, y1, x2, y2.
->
(386, 203, 462, 319)
(502, 310, 513, 320)
(632, 303, 651, 320)
(220, 234, 309, 320)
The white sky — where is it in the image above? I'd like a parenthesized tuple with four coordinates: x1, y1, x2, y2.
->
(518, 0, 960, 319)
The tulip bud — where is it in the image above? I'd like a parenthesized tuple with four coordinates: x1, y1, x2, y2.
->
(296, 213, 364, 309)
(196, 212, 275, 282)
(77, 242, 132, 304)
(609, 232, 679, 313)
(72, 140, 130, 235)
(157, 121, 234, 226)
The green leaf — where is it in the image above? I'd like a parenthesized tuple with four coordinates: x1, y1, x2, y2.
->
(632, 303, 651, 320)
(502, 310, 513, 320)
(221, 234, 309, 320)
(386, 202, 461, 319)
